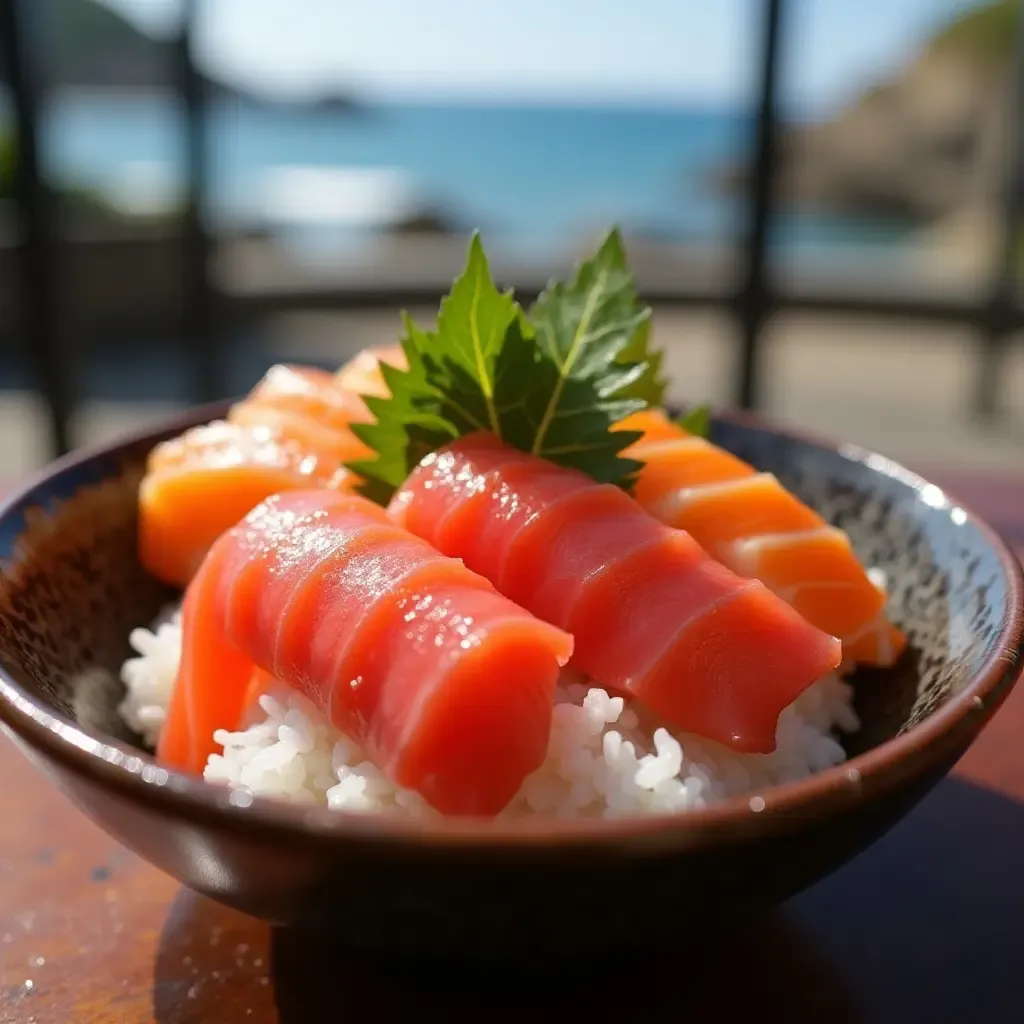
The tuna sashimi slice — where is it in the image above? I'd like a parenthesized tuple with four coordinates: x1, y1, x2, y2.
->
(635, 578, 844, 752)
(390, 433, 842, 754)
(563, 531, 717, 685)
(389, 437, 535, 559)
(436, 458, 593, 589)
(157, 490, 573, 817)
(498, 484, 656, 626)
(334, 350, 904, 668)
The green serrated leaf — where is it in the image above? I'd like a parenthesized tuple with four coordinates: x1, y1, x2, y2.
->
(431, 231, 520, 436)
(677, 404, 711, 438)
(346, 317, 455, 501)
(579, 229, 666, 408)
(617, 316, 668, 406)
(525, 229, 650, 486)
(344, 227, 659, 499)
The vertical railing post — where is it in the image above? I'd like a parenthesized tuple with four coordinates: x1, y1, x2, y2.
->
(173, 0, 222, 403)
(735, 0, 785, 411)
(1, 0, 75, 455)
(974, 4, 1024, 423)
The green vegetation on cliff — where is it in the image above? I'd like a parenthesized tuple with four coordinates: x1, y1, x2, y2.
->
(0, 0, 170, 89)
(928, 0, 1019, 65)
(0, 133, 14, 201)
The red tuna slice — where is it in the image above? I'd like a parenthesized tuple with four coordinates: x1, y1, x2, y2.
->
(388, 434, 842, 754)
(562, 529, 714, 684)
(568, 531, 840, 752)
(223, 492, 393, 679)
(389, 433, 530, 545)
(157, 490, 573, 816)
(404, 455, 593, 586)
(499, 483, 658, 626)
(329, 581, 567, 811)
(637, 577, 844, 752)
(277, 528, 488, 721)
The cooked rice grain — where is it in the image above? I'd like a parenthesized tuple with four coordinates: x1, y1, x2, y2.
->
(119, 613, 860, 819)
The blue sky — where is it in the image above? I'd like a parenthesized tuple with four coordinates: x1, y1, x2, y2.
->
(101, 0, 985, 113)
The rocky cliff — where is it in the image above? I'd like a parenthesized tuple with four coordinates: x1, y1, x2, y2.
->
(715, 0, 1019, 226)
(0, 0, 172, 89)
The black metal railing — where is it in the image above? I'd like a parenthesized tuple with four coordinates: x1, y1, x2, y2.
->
(4, 0, 1023, 457)
(1, 0, 75, 455)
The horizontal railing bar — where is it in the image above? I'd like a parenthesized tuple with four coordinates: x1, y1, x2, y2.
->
(221, 286, 1024, 331)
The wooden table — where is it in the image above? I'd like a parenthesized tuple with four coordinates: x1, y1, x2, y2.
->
(1, 467, 1022, 1024)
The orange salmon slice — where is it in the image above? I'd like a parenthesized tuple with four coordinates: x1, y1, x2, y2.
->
(730, 528, 888, 640)
(613, 406, 908, 668)
(655, 473, 826, 556)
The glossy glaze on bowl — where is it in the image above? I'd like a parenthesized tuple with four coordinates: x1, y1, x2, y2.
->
(0, 405, 1019, 960)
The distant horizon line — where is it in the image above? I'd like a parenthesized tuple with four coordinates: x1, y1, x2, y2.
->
(5, 83, 824, 122)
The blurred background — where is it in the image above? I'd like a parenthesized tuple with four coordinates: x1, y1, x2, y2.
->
(1, 0, 1022, 478)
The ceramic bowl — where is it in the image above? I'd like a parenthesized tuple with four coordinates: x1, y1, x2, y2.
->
(0, 403, 1021, 963)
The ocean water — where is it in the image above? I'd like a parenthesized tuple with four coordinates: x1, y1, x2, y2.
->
(35, 92, 911, 260)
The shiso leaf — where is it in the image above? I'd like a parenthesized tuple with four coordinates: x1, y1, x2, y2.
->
(346, 317, 457, 504)
(347, 229, 653, 502)
(426, 232, 520, 437)
(526, 228, 652, 483)
(677, 404, 711, 438)
(613, 304, 667, 408)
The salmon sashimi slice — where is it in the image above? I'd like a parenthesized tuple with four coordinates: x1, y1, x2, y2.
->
(229, 364, 375, 463)
(839, 570, 909, 666)
(245, 364, 373, 432)
(618, 409, 684, 444)
(229, 403, 372, 465)
(390, 433, 841, 754)
(654, 474, 828, 558)
(157, 489, 573, 817)
(629, 437, 756, 506)
(139, 421, 358, 589)
(616, 408, 906, 667)
(335, 344, 408, 398)
(730, 528, 886, 642)
(139, 361, 378, 590)
(843, 616, 909, 667)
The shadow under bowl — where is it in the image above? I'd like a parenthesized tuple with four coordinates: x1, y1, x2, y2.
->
(0, 403, 1020, 963)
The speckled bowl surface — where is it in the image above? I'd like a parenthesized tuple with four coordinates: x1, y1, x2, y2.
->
(0, 402, 1020, 963)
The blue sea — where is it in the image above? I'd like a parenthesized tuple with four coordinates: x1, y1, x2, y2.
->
(30, 92, 911, 260)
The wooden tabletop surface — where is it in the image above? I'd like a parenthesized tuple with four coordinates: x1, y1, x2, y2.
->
(1, 464, 1022, 1024)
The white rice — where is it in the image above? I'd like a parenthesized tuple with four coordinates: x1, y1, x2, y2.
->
(116, 605, 182, 749)
(118, 609, 861, 819)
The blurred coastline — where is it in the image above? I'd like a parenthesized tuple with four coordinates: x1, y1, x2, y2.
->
(0, 0, 1021, 477)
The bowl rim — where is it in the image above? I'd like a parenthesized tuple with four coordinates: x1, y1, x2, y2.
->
(0, 401, 1021, 854)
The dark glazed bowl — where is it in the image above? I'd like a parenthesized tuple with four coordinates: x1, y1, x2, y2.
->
(0, 403, 1021, 963)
